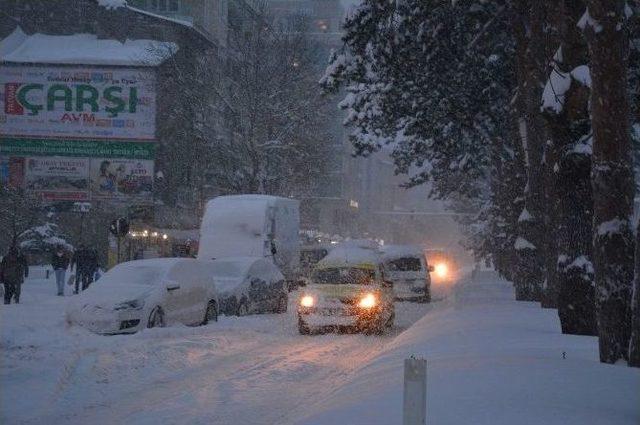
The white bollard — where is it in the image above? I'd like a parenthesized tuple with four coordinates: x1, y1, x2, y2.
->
(403, 357, 427, 425)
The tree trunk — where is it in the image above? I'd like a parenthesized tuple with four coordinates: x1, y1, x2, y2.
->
(542, 0, 597, 334)
(541, 135, 559, 308)
(585, 0, 636, 363)
(511, 1, 552, 302)
(630, 220, 640, 367)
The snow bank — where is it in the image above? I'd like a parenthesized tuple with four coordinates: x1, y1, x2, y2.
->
(290, 280, 640, 425)
(0, 27, 177, 66)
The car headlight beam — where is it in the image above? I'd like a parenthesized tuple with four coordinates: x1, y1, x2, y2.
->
(358, 293, 377, 309)
(300, 295, 315, 308)
(434, 262, 448, 279)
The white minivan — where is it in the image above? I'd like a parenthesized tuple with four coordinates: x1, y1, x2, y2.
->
(381, 245, 432, 303)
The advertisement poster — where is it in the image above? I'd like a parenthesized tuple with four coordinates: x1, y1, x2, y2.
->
(1, 65, 156, 140)
(25, 157, 90, 201)
(90, 158, 153, 202)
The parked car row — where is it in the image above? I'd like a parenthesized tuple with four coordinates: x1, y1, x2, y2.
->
(66, 195, 436, 337)
(66, 257, 288, 335)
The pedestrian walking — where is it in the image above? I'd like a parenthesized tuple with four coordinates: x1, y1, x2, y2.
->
(51, 245, 70, 296)
(0, 245, 29, 304)
(71, 245, 100, 294)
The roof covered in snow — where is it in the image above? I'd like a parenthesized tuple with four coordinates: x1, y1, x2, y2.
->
(316, 243, 381, 270)
(0, 27, 178, 66)
(380, 244, 423, 261)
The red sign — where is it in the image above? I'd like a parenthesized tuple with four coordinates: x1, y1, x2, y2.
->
(4, 83, 23, 115)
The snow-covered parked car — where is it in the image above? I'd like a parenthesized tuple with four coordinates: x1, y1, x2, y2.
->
(297, 242, 395, 335)
(207, 257, 289, 316)
(381, 245, 431, 303)
(66, 258, 220, 334)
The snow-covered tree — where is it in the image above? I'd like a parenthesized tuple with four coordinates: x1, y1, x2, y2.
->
(212, 8, 333, 198)
(0, 187, 42, 251)
(19, 222, 73, 255)
(322, 0, 518, 268)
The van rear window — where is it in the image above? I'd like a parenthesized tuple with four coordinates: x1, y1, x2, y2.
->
(387, 257, 421, 272)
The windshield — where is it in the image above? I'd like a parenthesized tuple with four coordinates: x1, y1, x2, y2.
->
(312, 267, 376, 285)
(386, 257, 422, 272)
(301, 249, 328, 267)
(99, 264, 164, 286)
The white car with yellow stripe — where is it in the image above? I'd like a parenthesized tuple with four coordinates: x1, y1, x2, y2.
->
(297, 242, 394, 335)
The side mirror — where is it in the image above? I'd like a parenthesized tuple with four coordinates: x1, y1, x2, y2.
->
(428, 265, 435, 273)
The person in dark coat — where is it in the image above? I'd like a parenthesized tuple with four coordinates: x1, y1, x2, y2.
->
(0, 245, 29, 304)
(71, 245, 99, 294)
(51, 245, 70, 296)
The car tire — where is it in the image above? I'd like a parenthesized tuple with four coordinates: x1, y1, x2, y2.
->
(385, 311, 395, 329)
(275, 293, 288, 314)
(237, 298, 249, 316)
(147, 306, 165, 329)
(421, 285, 432, 303)
(298, 316, 311, 335)
(202, 300, 218, 325)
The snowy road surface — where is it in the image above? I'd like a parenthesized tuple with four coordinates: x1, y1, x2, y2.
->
(1, 267, 443, 425)
(3, 269, 638, 425)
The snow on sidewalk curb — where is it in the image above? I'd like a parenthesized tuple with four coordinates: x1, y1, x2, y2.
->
(287, 279, 640, 425)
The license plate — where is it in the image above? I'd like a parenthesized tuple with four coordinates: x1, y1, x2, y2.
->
(320, 308, 346, 316)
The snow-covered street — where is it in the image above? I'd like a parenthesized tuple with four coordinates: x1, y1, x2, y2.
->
(2, 268, 638, 425)
(1, 267, 440, 425)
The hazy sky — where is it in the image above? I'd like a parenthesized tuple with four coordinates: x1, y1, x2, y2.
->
(340, 0, 360, 11)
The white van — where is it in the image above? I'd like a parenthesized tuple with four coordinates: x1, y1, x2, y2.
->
(381, 245, 431, 303)
(198, 195, 300, 286)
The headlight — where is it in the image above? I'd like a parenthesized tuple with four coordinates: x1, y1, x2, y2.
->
(434, 263, 448, 279)
(300, 295, 315, 308)
(358, 293, 377, 309)
(114, 299, 144, 311)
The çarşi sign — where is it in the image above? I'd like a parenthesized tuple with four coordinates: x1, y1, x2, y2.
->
(1, 65, 156, 140)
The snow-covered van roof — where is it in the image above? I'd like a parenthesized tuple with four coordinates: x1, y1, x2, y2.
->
(315, 244, 381, 271)
(198, 195, 299, 260)
(380, 244, 424, 261)
(0, 27, 177, 66)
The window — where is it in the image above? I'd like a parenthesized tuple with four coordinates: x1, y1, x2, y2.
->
(169, 0, 179, 12)
(386, 257, 422, 272)
(312, 268, 376, 285)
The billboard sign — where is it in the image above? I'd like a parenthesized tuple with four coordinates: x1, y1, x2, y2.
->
(25, 157, 90, 201)
(1, 65, 156, 140)
(89, 158, 153, 202)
